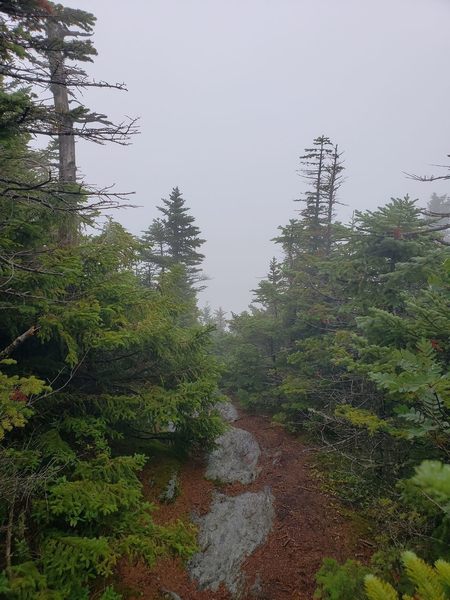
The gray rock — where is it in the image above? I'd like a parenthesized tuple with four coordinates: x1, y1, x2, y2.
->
(189, 489, 274, 597)
(159, 471, 179, 503)
(206, 427, 260, 484)
(215, 401, 239, 422)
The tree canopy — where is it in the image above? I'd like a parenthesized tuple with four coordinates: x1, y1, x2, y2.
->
(0, 4, 221, 597)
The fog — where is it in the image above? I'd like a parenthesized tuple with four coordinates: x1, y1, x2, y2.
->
(73, 0, 450, 314)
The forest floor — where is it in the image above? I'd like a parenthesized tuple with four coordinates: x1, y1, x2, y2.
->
(117, 405, 373, 600)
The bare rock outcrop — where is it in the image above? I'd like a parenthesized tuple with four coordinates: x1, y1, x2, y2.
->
(215, 401, 239, 422)
(188, 489, 274, 597)
(205, 427, 260, 484)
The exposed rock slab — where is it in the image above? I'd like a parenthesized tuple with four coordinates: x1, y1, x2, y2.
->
(215, 401, 239, 422)
(188, 489, 274, 597)
(206, 427, 260, 484)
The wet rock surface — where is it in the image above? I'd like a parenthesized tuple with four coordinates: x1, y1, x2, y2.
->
(188, 488, 274, 597)
(205, 426, 260, 484)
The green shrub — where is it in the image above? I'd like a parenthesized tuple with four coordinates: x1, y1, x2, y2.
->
(314, 558, 370, 599)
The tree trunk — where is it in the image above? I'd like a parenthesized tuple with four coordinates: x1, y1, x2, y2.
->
(325, 144, 339, 255)
(45, 19, 78, 245)
(314, 138, 325, 229)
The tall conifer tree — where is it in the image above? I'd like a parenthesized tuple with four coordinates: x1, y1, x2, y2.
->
(297, 136, 344, 255)
(141, 186, 205, 289)
(297, 135, 333, 253)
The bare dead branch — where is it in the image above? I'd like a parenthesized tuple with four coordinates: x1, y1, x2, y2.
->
(0, 63, 128, 91)
(0, 325, 40, 359)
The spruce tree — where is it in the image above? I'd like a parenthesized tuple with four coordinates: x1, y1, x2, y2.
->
(253, 257, 284, 318)
(324, 144, 345, 253)
(427, 193, 450, 242)
(296, 136, 344, 255)
(140, 218, 168, 286)
(199, 303, 214, 325)
(297, 135, 333, 253)
(213, 307, 227, 332)
(141, 187, 205, 288)
(0, 6, 221, 596)
(1, 1, 138, 246)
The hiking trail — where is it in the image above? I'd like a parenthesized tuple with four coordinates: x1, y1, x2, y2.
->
(118, 402, 370, 599)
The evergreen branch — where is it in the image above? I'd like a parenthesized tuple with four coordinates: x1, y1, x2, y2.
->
(0, 254, 63, 275)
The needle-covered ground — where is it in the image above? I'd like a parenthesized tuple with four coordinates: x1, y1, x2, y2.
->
(117, 406, 371, 599)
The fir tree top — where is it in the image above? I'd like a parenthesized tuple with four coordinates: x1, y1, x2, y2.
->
(156, 186, 205, 268)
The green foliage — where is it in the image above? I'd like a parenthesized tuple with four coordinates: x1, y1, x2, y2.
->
(364, 552, 450, 600)
(46, 478, 141, 526)
(99, 587, 122, 600)
(364, 575, 398, 600)
(0, 8, 220, 598)
(0, 365, 50, 440)
(0, 561, 62, 600)
(314, 558, 370, 599)
(316, 552, 450, 600)
(399, 460, 450, 550)
(42, 537, 116, 595)
(334, 404, 390, 435)
(366, 340, 450, 444)
(140, 186, 206, 297)
(222, 187, 450, 574)
(406, 461, 450, 516)
(118, 519, 197, 566)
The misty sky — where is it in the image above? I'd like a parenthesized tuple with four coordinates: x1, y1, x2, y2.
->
(73, 0, 450, 314)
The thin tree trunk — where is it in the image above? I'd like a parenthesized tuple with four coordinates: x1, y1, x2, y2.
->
(46, 20, 76, 183)
(45, 19, 78, 245)
(314, 139, 325, 230)
(325, 144, 339, 255)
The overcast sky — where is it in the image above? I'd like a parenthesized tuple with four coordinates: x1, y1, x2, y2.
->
(73, 0, 450, 314)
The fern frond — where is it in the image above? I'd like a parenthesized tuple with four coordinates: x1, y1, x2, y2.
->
(402, 551, 446, 600)
(364, 574, 399, 600)
(435, 559, 450, 589)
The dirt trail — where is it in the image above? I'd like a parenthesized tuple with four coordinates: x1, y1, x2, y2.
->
(117, 407, 371, 600)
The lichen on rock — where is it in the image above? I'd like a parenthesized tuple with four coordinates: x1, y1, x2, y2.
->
(188, 488, 274, 597)
(205, 427, 260, 484)
(214, 401, 239, 422)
